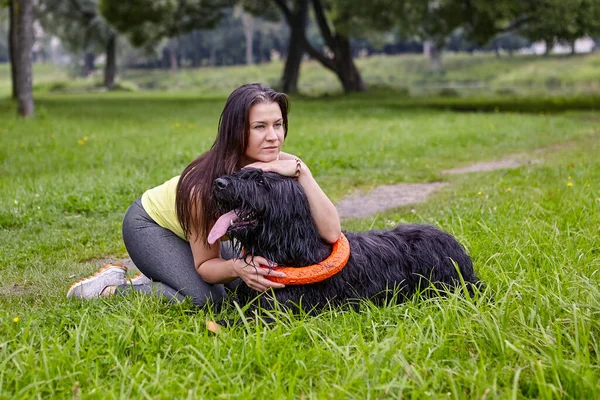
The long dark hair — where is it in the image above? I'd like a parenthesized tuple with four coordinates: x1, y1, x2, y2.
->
(176, 83, 290, 244)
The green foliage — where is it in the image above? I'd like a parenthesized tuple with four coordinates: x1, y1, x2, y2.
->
(520, 0, 600, 45)
(325, 0, 460, 47)
(416, 94, 599, 113)
(437, 87, 460, 97)
(174, 8, 287, 67)
(36, 0, 113, 56)
(462, 0, 600, 46)
(0, 88, 599, 397)
(338, 0, 493, 47)
(239, 0, 280, 21)
(99, 0, 227, 46)
(339, 0, 599, 54)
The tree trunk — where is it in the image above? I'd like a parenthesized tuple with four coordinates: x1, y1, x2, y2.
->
(276, 0, 365, 93)
(168, 40, 178, 72)
(191, 31, 202, 67)
(544, 38, 553, 56)
(9, 0, 17, 99)
(83, 52, 95, 77)
(12, 0, 34, 117)
(242, 12, 255, 65)
(570, 39, 576, 55)
(208, 34, 217, 66)
(430, 49, 442, 71)
(331, 35, 365, 92)
(425, 41, 443, 71)
(104, 33, 116, 89)
(275, 0, 309, 94)
(309, 0, 365, 92)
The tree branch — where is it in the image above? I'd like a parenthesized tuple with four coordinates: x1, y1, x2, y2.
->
(498, 15, 533, 36)
(68, 0, 94, 21)
(272, 0, 293, 25)
(301, 35, 336, 71)
(311, 0, 336, 49)
(275, 0, 335, 72)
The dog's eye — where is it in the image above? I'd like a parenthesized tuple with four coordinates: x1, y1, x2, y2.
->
(258, 179, 265, 185)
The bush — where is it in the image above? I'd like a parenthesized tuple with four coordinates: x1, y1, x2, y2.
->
(495, 88, 516, 96)
(105, 81, 140, 92)
(438, 87, 460, 97)
(420, 94, 599, 113)
(545, 77, 563, 89)
(33, 81, 68, 93)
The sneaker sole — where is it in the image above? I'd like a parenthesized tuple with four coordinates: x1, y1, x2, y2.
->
(67, 264, 128, 298)
(131, 272, 143, 280)
(128, 271, 152, 285)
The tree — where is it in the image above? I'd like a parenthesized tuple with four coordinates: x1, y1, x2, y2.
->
(273, 0, 367, 92)
(271, 0, 309, 93)
(418, 1, 466, 70)
(344, 0, 467, 71)
(100, 0, 226, 71)
(234, 5, 255, 65)
(165, 8, 285, 68)
(233, 0, 300, 89)
(10, 0, 34, 116)
(37, 0, 119, 87)
(520, 0, 600, 55)
(458, 0, 600, 55)
(248, 0, 385, 93)
(103, 31, 116, 85)
(311, 0, 367, 91)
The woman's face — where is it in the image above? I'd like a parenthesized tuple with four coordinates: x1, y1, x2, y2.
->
(242, 102, 285, 165)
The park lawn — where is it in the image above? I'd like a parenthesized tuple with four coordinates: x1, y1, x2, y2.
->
(2, 51, 600, 98)
(0, 90, 599, 398)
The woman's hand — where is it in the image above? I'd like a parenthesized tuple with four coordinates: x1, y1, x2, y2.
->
(245, 159, 307, 178)
(233, 255, 287, 292)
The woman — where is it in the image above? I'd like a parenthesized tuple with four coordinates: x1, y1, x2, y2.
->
(67, 83, 341, 306)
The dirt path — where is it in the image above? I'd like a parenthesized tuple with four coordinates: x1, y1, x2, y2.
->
(337, 182, 448, 219)
(338, 155, 541, 219)
(441, 158, 539, 175)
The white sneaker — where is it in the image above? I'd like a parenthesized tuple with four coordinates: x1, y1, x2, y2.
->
(128, 271, 152, 286)
(67, 264, 128, 299)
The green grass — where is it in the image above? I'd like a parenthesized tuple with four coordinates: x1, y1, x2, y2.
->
(0, 87, 599, 398)
(2, 51, 600, 98)
(0, 63, 69, 98)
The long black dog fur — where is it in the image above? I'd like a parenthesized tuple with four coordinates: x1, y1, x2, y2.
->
(213, 168, 480, 312)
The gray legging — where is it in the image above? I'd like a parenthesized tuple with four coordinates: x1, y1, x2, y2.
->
(119, 198, 239, 307)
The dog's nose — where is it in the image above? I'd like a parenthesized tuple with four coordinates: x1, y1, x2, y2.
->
(214, 178, 228, 190)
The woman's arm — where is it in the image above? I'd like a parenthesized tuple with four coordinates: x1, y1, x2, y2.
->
(188, 230, 287, 291)
(246, 152, 342, 243)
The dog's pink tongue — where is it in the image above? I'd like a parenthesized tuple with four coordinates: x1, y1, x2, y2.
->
(208, 210, 239, 245)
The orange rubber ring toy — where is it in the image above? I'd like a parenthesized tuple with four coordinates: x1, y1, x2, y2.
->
(263, 233, 350, 285)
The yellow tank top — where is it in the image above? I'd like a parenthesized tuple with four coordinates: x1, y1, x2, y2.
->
(141, 175, 186, 240)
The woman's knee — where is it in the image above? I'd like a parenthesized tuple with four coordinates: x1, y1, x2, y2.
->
(185, 282, 227, 307)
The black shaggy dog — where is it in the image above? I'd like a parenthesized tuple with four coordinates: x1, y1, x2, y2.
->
(210, 168, 479, 312)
